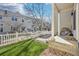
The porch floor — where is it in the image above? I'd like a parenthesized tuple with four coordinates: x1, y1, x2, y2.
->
(40, 48, 73, 56)
(58, 36, 77, 46)
(47, 36, 78, 56)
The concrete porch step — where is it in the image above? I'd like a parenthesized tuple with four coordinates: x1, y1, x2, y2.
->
(48, 39, 78, 56)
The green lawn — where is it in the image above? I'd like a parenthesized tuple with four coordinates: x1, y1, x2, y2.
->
(0, 39, 48, 56)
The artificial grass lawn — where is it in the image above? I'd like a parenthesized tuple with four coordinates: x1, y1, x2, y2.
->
(0, 39, 48, 56)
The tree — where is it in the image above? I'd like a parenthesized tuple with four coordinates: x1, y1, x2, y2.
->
(24, 3, 50, 31)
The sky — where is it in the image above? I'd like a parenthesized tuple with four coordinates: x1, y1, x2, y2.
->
(0, 3, 52, 23)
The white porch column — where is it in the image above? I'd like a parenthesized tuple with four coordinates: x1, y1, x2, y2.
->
(58, 13, 61, 36)
(51, 3, 54, 40)
(76, 3, 79, 47)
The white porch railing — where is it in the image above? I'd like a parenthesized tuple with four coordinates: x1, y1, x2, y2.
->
(0, 32, 38, 46)
(0, 32, 30, 46)
(0, 31, 51, 47)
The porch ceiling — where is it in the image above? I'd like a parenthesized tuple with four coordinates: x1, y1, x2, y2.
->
(55, 3, 74, 12)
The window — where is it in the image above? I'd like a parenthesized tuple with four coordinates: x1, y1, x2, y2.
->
(0, 16, 2, 19)
(5, 10, 7, 14)
(11, 26, 12, 30)
(0, 27, 3, 32)
(12, 16, 17, 21)
(1, 24, 3, 26)
(13, 27, 16, 31)
(11, 26, 16, 32)
(21, 27, 25, 31)
(22, 19, 24, 22)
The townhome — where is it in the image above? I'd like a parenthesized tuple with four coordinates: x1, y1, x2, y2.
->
(0, 9, 35, 34)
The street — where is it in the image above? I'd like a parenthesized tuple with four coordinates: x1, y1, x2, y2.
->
(35, 31, 51, 42)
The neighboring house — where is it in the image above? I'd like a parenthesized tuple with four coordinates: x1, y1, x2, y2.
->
(0, 9, 50, 34)
(0, 9, 35, 34)
(32, 18, 51, 31)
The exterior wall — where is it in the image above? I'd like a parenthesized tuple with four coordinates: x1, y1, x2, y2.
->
(22, 19, 33, 32)
(54, 9, 73, 35)
(0, 16, 11, 33)
(60, 11, 73, 30)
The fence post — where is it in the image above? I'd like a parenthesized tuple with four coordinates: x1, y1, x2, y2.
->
(0, 36, 1, 45)
(7, 33, 9, 43)
(0, 35, 2, 45)
(16, 32, 18, 42)
(1, 35, 3, 45)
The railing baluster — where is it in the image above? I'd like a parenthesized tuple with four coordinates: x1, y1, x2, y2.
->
(3, 36, 5, 45)
(2, 36, 4, 44)
(5, 35, 6, 44)
(1, 35, 2, 45)
(3, 35, 5, 45)
(6, 34, 8, 43)
(0, 36, 1, 45)
(10, 34, 12, 43)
